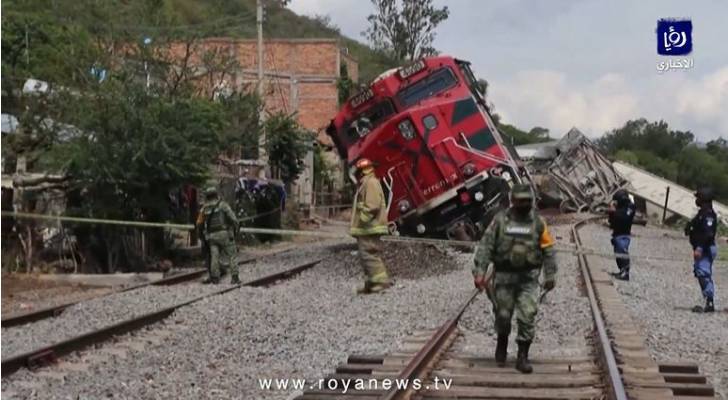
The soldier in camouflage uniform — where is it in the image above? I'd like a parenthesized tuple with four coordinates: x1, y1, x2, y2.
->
(196, 187, 240, 284)
(473, 183, 557, 373)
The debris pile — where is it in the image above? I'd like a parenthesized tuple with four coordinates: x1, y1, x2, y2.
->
(517, 128, 628, 212)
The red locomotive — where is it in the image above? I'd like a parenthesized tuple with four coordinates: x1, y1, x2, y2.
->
(326, 56, 530, 240)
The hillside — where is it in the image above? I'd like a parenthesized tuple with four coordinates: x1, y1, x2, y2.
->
(149, 0, 398, 82)
(180, 0, 399, 82)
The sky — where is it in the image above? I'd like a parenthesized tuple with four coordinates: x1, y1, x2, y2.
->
(289, 0, 728, 141)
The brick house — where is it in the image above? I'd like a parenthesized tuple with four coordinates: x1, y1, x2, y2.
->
(168, 38, 357, 204)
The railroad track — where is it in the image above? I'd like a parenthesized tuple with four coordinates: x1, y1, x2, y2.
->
(294, 218, 716, 400)
(1, 252, 282, 328)
(1, 257, 322, 377)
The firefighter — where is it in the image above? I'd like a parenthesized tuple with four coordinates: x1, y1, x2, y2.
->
(350, 158, 391, 294)
(685, 187, 718, 313)
(607, 189, 636, 281)
(473, 183, 557, 373)
(196, 186, 240, 284)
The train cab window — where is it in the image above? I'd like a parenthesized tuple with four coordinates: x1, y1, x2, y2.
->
(396, 68, 458, 108)
(457, 61, 486, 101)
(344, 100, 396, 140)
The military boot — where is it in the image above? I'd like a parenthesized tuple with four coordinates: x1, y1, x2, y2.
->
(203, 276, 220, 284)
(230, 275, 241, 285)
(370, 282, 392, 293)
(495, 334, 508, 367)
(704, 298, 715, 313)
(356, 282, 372, 295)
(614, 269, 629, 281)
(515, 341, 533, 374)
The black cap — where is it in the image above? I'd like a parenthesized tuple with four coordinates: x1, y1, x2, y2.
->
(612, 189, 629, 202)
(695, 187, 714, 202)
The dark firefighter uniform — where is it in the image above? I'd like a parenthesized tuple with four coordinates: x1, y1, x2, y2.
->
(608, 189, 636, 281)
(685, 187, 718, 313)
(473, 184, 557, 373)
(196, 187, 240, 284)
(350, 158, 391, 294)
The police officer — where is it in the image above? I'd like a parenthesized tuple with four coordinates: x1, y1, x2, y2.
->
(196, 187, 240, 284)
(350, 158, 391, 294)
(685, 187, 718, 313)
(473, 183, 556, 373)
(607, 189, 636, 281)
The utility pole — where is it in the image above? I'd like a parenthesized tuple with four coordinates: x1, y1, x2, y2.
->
(256, 0, 268, 176)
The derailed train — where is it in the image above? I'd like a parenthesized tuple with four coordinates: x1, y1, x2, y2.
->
(327, 56, 531, 240)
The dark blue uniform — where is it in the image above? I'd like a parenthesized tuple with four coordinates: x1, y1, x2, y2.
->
(686, 208, 718, 301)
(608, 200, 636, 274)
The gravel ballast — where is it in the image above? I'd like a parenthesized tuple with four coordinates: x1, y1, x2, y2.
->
(1, 284, 225, 358)
(6, 221, 718, 399)
(2, 248, 325, 359)
(456, 224, 593, 359)
(2, 241, 472, 399)
(579, 223, 727, 400)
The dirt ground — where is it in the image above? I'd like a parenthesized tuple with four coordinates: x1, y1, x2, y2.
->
(1, 274, 112, 316)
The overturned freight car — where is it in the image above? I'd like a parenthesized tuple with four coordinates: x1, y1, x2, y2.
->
(327, 56, 531, 241)
(516, 128, 628, 212)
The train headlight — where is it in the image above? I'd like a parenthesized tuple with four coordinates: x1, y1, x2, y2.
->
(463, 163, 476, 177)
(474, 191, 484, 202)
(416, 224, 426, 234)
(398, 119, 416, 140)
(398, 199, 411, 213)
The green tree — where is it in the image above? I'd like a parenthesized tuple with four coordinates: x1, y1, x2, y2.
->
(363, 0, 449, 61)
(498, 123, 551, 146)
(599, 118, 728, 203)
(598, 118, 693, 159)
(264, 112, 315, 184)
(336, 63, 355, 105)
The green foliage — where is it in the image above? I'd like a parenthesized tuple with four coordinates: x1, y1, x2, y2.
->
(614, 149, 639, 165)
(50, 82, 229, 222)
(2, 0, 265, 271)
(498, 123, 552, 146)
(599, 118, 728, 202)
(598, 119, 693, 159)
(264, 112, 315, 184)
(363, 0, 450, 61)
(313, 144, 336, 195)
(336, 63, 355, 105)
(676, 146, 728, 199)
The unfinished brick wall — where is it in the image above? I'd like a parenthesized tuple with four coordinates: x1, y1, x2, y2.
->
(173, 38, 354, 146)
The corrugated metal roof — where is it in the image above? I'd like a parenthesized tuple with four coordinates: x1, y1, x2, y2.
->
(613, 161, 727, 225)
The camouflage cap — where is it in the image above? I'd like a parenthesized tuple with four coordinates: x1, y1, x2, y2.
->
(510, 183, 534, 200)
(204, 186, 218, 197)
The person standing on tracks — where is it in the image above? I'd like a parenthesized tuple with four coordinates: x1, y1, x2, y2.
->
(350, 158, 392, 294)
(607, 189, 636, 281)
(196, 186, 240, 285)
(472, 183, 557, 374)
(685, 187, 718, 313)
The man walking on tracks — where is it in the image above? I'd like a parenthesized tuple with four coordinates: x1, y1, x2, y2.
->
(607, 189, 636, 281)
(196, 186, 240, 284)
(350, 158, 391, 294)
(685, 187, 718, 313)
(473, 183, 557, 373)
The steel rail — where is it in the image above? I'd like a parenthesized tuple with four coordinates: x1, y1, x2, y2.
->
(378, 217, 628, 400)
(572, 218, 628, 400)
(1, 255, 264, 329)
(378, 289, 480, 400)
(1, 259, 321, 377)
(1, 268, 206, 328)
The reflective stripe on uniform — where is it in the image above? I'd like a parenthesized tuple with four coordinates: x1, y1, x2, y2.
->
(540, 225, 555, 249)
